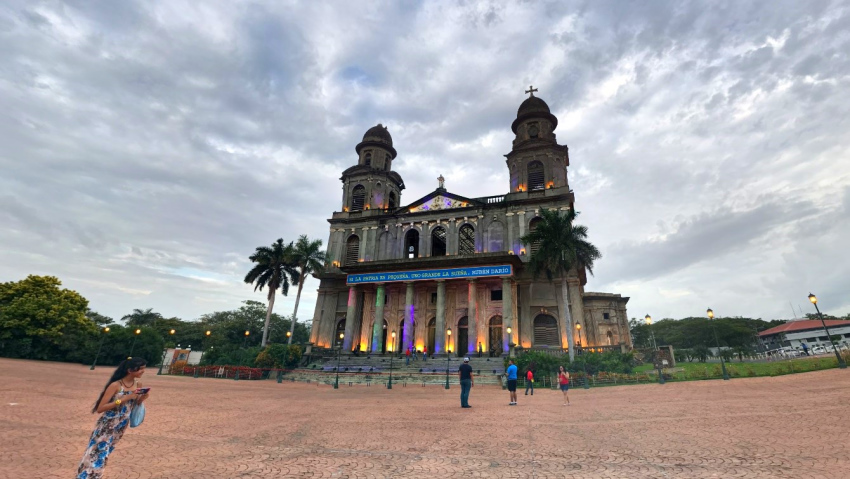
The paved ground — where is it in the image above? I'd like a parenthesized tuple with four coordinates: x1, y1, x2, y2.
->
(1, 358, 848, 478)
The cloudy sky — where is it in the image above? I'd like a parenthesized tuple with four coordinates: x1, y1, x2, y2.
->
(2, 1, 849, 324)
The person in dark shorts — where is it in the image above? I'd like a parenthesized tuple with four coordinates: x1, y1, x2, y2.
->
(459, 357, 474, 408)
(506, 358, 518, 405)
(558, 365, 570, 405)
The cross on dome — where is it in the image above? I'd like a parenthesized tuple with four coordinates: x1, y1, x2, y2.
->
(525, 85, 538, 97)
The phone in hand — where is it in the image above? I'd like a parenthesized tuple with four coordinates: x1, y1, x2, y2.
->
(135, 387, 151, 395)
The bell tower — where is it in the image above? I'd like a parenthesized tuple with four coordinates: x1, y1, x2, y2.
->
(340, 124, 405, 212)
(505, 87, 569, 193)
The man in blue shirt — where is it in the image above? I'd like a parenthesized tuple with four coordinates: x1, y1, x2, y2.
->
(506, 358, 518, 405)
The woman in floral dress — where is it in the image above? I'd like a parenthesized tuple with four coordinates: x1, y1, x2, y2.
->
(76, 357, 150, 479)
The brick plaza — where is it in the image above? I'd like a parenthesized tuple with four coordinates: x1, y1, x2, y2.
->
(1, 358, 848, 478)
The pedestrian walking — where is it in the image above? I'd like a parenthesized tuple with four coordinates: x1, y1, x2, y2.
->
(406, 347, 411, 366)
(525, 367, 534, 396)
(506, 358, 518, 405)
(459, 357, 474, 408)
(802, 343, 810, 356)
(558, 365, 571, 405)
(77, 357, 150, 479)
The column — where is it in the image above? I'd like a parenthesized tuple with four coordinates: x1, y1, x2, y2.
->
(309, 292, 324, 345)
(568, 277, 584, 338)
(467, 279, 478, 354)
(435, 280, 446, 354)
(404, 282, 415, 352)
(371, 284, 386, 353)
(502, 277, 513, 353)
(342, 286, 359, 351)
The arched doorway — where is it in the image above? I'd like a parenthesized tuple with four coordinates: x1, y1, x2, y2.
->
(533, 314, 559, 347)
(488, 315, 502, 356)
(335, 318, 346, 348)
(427, 318, 436, 355)
(607, 330, 614, 346)
(431, 227, 447, 256)
(381, 320, 389, 352)
(405, 230, 419, 258)
(457, 316, 468, 357)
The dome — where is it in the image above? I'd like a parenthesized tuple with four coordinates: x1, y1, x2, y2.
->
(362, 123, 393, 145)
(517, 96, 551, 116)
(511, 95, 558, 133)
(356, 123, 397, 158)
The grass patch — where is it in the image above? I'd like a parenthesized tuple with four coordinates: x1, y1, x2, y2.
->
(635, 356, 839, 379)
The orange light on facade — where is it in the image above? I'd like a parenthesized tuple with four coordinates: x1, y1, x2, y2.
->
(520, 248, 526, 255)
(343, 206, 349, 212)
(547, 181, 554, 189)
(365, 204, 370, 210)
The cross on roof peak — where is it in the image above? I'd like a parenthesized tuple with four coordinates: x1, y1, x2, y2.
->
(525, 85, 538, 97)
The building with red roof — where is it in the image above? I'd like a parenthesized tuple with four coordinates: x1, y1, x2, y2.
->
(759, 319, 850, 352)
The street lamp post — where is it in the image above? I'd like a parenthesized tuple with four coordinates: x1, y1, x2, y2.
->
(808, 294, 847, 369)
(90, 327, 110, 370)
(575, 323, 590, 389)
(645, 315, 665, 385)
(129, 328, 141, 357)
(445, 328, 452, 389)
(576, 323, 583, 349)
(157, 329, 175, 375)
(388, 331, 396, 389)
(335, 332, 344, 389)
(506, 326, 515, 358)
(707, 308, 730, 380)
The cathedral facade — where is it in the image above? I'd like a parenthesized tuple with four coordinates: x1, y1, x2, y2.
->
(309, 91, 630, 357)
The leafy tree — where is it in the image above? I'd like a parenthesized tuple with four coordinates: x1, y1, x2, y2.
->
(520, 209, 601, 361)
(286, 235, 325, 344)
(122, 308, 164, 327)
(0, 275, 91, 360)
(692, 345, 710, 363)
(244, 239, 298, 347)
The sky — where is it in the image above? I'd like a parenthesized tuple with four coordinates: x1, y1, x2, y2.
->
(2, 1, 849, 324)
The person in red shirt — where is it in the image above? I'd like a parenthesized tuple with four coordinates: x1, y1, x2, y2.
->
(525, 367, 534, 396)
(558, 365, 570, 405)
(405, 347, 411, 366)
(423, 345, 428, 361)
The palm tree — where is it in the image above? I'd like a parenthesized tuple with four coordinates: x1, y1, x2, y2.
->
(244, 239, 297, 347)
(122, 308, 163, 327)
(520, 208, 601, 361)
(287, 235, 326, 344)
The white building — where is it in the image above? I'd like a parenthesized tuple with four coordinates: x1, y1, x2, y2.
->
(759, 319, 850, 351)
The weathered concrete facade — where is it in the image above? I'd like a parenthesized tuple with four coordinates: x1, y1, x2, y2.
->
(310, 92, 630, 355)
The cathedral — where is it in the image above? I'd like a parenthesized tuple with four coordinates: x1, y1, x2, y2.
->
(308, 89, 631, 357)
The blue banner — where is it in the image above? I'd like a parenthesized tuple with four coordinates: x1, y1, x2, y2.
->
(347, 265, 512, 284)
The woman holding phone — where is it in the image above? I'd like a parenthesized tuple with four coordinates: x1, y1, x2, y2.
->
(76, 357, 150, 479)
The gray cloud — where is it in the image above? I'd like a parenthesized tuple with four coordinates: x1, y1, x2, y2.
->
(1, 0, 848, 321)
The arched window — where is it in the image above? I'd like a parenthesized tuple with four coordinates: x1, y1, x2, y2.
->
(351, 185, 366, 211)
(528, 161, 545, 191)
(528, 217, 542, 255)
(458, 224, 475, 255)
(533, 314, 559, 347)
(405, 229, 419, 258)
(431, 226, 447, 256)
(364, 152, 372, 167)
(344, 235, 360, 266)
(388, 191, 397, 209)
